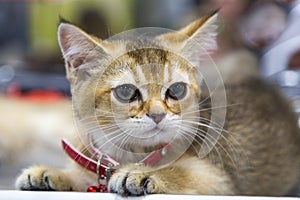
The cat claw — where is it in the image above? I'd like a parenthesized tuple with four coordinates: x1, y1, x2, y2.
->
(15, 166, 73, 191)
(108, 166, 160, 196)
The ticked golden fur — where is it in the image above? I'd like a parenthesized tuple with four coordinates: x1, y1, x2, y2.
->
(16, 12, 300, 196)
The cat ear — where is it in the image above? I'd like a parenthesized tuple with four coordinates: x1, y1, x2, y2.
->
(58, 23, 112, 83)
(158, 10, 218, 65)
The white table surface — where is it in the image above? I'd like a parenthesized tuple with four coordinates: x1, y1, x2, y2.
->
(0, 191, 298, 200)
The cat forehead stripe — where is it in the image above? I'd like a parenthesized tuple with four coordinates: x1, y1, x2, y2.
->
(164, 63, 169, 85)
(136, 64, 147, 84)
(111, 68, 136, 88)
(126, 47, 167, 65)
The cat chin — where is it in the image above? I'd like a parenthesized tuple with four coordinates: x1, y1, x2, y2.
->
(95, 129, 178, 150)
(125, 128, 188, 148)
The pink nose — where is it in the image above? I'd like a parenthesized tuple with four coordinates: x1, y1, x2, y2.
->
(148, 113, 166, 124)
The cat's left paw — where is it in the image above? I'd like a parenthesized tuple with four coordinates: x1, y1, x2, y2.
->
(108, 165, 161, 196)
(15, 165, 74, 191)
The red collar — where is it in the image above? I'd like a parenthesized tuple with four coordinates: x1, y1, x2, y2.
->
(61, 139, 171, 192)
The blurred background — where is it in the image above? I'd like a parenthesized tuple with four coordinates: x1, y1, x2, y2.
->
(0, 0, 299, 193)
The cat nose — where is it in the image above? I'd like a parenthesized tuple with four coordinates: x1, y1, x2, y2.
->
(148, 113, 166, 124)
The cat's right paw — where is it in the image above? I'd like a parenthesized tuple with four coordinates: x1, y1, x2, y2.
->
(15, 165, 74, 191)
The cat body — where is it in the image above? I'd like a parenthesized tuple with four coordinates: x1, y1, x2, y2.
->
(16, 12, 300, 196)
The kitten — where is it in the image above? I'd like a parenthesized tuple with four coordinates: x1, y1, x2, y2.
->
(16, 12, 300, 196)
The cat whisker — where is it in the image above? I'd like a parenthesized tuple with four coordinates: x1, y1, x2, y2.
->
(179, 121, 239, 168)
(184, 116, 229, 135)
(182, 103, 240, 116)
(89, 129, 126, 151)
(95, 109, 119, 115)
(180, 120, 223, 135)
(175, 126, 223, 167)
(79, 121, 125, 133)
(175, 127, 204, 153)
(78, 119, 115, 127)
(182, 117, 241, 152)
(196, 127, 236, 168)
(77, 110, 123, 119)
(95, 114, 123, 119)
(187, 125, 246, 163)
(186, 116, 224, 127)
(116, 130, 134, 157)
(198, 80, 220, 105)
(199, 103, 240, 112)
(86, 123, 120, 131)
(79, 126, 112, 135)
(187, 116, 244, 161)
(75, 129, 120, 156)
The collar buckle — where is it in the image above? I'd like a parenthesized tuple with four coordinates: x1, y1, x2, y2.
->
(95, 154, 120, 192)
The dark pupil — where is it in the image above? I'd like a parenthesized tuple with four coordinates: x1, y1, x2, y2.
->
(115, 84, 140, 102)
(119, 86, 134, 99)
(168, 83, 186, 100)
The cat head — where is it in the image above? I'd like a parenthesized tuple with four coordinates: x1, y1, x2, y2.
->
(58, 12, 218, 160)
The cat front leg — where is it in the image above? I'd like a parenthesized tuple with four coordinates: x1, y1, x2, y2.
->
(15, 165, 76, 191)
(108, 156, 235, 196)
(108, 164, 160, 196)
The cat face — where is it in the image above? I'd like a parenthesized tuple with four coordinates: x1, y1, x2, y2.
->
(58, 12, 218, 154)
(93, 48, 201, 147)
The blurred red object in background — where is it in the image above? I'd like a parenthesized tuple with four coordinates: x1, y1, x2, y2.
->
(6, 83, 65, 103)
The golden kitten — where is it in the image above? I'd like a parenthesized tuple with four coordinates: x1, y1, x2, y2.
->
(16, 12, 300, 196)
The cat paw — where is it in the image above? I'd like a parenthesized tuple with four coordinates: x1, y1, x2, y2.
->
(15, 165, 73, 191)
(108, 165, 161, 196)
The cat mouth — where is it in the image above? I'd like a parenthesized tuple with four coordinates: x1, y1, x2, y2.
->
(136, 126, 166, 139)
(147, 126, 173, 139)
(150, 126, 165, 133)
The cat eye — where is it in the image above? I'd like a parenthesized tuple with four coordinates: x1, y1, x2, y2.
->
(166, 82, 187, 100)
(113, 84, 141, 103)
